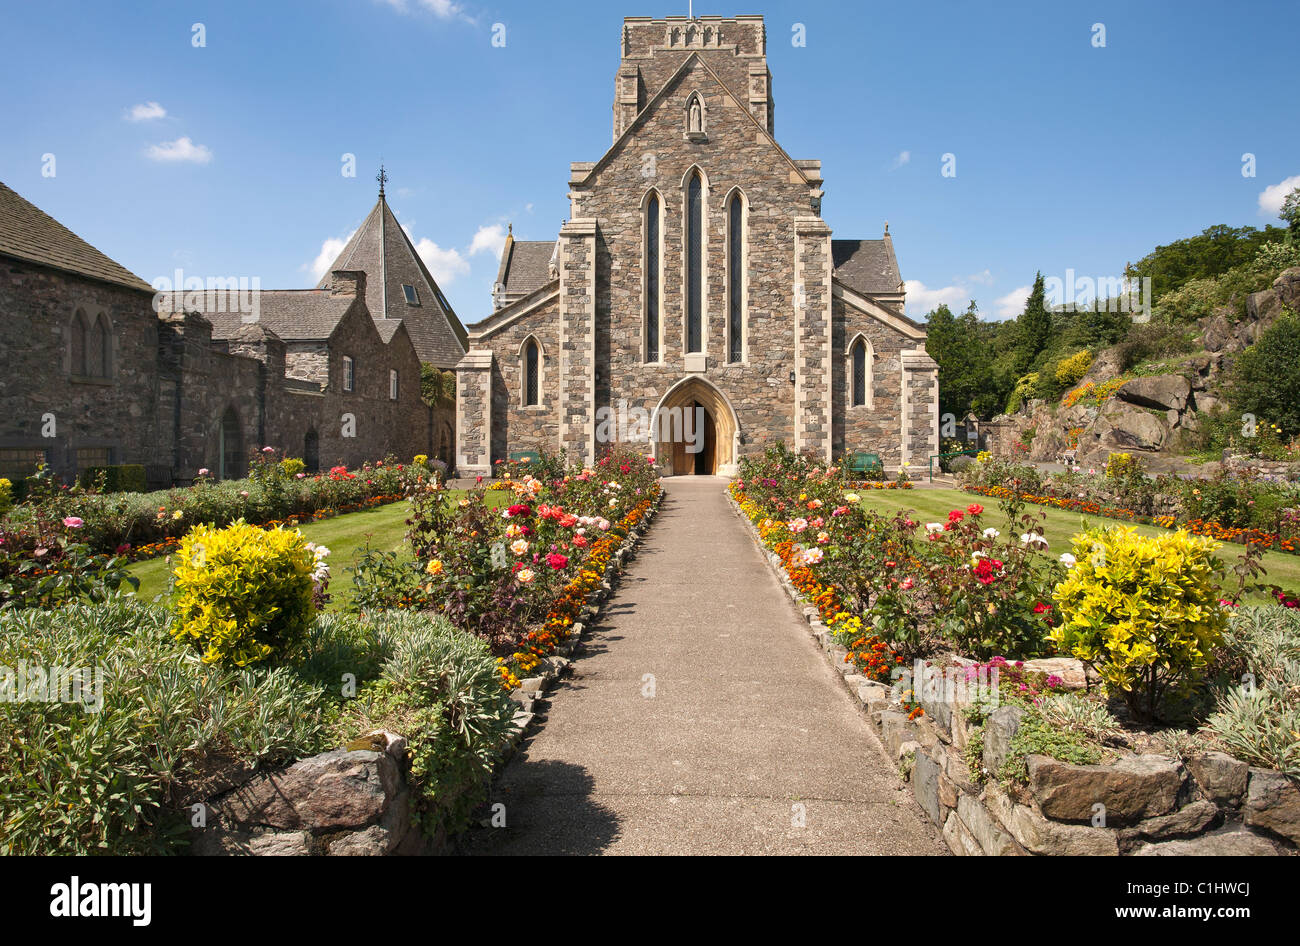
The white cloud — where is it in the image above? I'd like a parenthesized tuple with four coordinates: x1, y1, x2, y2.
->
(126, 101, 166, 122)
(903, 279, 967, 317)
(967, 268, 994, 286)
(305, 231, 356, 282)
(468, 224, 507, 259)
(146, 137, 212, 164)
(414, 238, 470, 285)
(891, 150, 911, 170)
(376, 0, 473, 22)
(1258, 174, 1300, 217)
(994, 285, 1032, 319)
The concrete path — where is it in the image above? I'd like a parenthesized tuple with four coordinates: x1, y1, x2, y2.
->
(458, 476, 948, 856)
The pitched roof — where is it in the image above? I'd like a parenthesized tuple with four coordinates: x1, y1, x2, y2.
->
(315, 194, 468, 368)
(832, 238, 902, 296)
(0, 181, 153, 292)
(199, 290, 354, 342)
(495, 235, 555, 304)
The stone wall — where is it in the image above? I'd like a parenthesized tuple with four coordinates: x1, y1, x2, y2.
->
(832, 295, 908, 467)
(0, 258, 165, 484)
(456, 351, 492, 476)
(487, 298, 561, 462)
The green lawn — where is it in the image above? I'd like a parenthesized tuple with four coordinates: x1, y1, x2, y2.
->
(125, 489, 511, 614)
(854, 487, 1300, 594)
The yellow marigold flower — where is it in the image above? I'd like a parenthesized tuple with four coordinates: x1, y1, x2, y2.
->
(426, 559, 444, 576)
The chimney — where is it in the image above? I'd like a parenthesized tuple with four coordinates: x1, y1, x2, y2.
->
(330, 269, 366, 297)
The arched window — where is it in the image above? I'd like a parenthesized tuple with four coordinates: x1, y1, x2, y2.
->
(70, 309, 88, 376)
(342, 356, 355, 392)
(218, 407, 243, 480)
(645, 193, 661, 363)
(686, 170, 703, 353)
(849, 335, 873, 408)
(523, 336, 540, 406)
(389, 369, 399, 401)
(727, 192, 745, 363)
(91, 314, 110, 378)
(303, 428, 320, 474)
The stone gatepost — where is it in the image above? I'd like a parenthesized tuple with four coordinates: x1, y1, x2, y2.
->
(558, 218, 598, 466)
(901, 348, 940, 470)
(455, 350, 493, 477)
(793, 216, 834, 462)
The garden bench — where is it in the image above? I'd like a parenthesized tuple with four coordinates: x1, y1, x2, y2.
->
(845, 451, 884, 477)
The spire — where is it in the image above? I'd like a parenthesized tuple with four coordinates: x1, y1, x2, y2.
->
(376, 164, 388, 198)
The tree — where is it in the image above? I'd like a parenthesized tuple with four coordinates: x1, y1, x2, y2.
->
(420, 363, 456, 407)
(1280, 187, 1300, 238)
(1126, 224, 1290, 302)
(1229, 311, 1300, 436)
(1013, 272, 1051, 375)
(925, 300, 1002, 419)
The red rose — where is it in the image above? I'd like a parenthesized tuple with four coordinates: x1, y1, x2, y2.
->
(546, 553, 569, 570)
(948, 509, 964, 522)
(966, 503, 984, 516)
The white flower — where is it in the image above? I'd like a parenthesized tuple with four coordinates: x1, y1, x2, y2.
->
(845, 493, 861, 504)
(925, 522, 944, 534)
(609, 498, 619, 508)
(1059, 553, 1077, 567)
(982, 528, 1000, 540)
(1020, 531, 1047, 550)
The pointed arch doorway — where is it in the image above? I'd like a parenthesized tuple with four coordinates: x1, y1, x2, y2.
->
(652, 376, 738, 476)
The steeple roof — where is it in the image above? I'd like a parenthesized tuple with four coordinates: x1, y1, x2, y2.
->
(315, 190, 468, 368)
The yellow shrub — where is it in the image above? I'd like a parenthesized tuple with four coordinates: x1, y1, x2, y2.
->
(1051, 526, 1227, 721)
(1104, 451, 1143, 480)
(280, 457, 306, 477)
(1054, 350, 1093, 386)
(0, 477, 11, 517)
(171, 520, 317, 666)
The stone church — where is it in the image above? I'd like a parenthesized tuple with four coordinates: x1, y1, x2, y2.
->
(456, 14, 938, 476)
(0, 180, 462, 487)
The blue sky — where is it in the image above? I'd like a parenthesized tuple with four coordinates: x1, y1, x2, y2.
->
(2, 0, 1297, 324)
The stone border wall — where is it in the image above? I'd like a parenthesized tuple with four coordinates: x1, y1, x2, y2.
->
(726, 489, 1299, 856)
(192, 490, 663, 856)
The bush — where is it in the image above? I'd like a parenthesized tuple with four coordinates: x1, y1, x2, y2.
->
(76, 464, 147, 493)
(171, 520, 317, 666)
(1054, 350, 1093, 387)
(0, 478, 10, 518)
(337, 609, 518, 837)
(0, 599, 335, 854)
(1051, 526, 1229, 722)
(1229, 310, 1300, 436)
(1204, 605, 1300, 775)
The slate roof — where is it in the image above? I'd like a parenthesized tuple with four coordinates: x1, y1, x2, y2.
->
(495, 237, 555, 302)
(0, 181, 153, 292)
(200, 290, 353, 342)
(315, 195, 468, 368)
(832, 239, 902, 297)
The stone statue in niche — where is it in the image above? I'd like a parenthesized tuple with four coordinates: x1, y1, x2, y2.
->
(688, 98, 702, 133)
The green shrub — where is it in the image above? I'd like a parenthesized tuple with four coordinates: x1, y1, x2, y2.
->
(76, 464, 147, 493)
(0, 599, 334, 854)
(338, 610, 518, 837)
(1051, 526, 1229, 722)
(1204, 606, 1300, 775)
(280, 457, 306, 478)
(997, 708, 1106, 783)
(1229, 310, 1300, 436)
(171, 520, 317, 666)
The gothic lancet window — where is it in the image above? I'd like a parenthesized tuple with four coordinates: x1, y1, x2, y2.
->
(71, 309, 88, 375)
(850, 336, 872, 408)
(523, 337, 540, 406)
(686, 171, 703, 353)
(645, 194, 660, 363)
(91, 314, 110, 378)
(727, 194, 744, 363)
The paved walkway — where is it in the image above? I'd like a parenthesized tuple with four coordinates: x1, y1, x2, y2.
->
(458, 476, 947, 855)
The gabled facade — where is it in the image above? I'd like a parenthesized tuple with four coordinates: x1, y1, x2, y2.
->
(316, 189, 468, 369)
(456, 14, 938, 476)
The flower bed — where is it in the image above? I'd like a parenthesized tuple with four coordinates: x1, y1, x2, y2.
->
(961, 454, 1300, 555)
(729, 444, 1300, 856)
